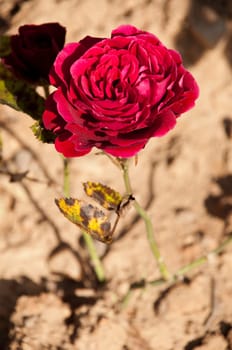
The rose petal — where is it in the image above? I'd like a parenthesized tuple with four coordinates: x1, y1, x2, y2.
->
(103, 141, 146, 157)
(42, 92, 66, 132)
(51, 36, 103, 87)
(150, 111, 177, 137)
(55, 134, 91, 157)
(54, 89, 83, 124)
(111, 25, 143, 37)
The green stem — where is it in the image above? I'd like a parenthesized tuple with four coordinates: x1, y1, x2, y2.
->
(121, 158, 170, 281)
(133, 233, 232, 289)
(174, 233, 232, 278)
(82, 232, 105, 282)
(62, 157, 105, 282)
(63, 157, 70, 197)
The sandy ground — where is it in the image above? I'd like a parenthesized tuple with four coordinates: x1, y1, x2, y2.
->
(1, 0, 232, 349)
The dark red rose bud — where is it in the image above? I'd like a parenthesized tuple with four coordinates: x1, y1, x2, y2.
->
(3, 23, 66, 84)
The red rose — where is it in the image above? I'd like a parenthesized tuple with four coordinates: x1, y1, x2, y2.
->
(3, 23, 66, 84)
(42, 25, 199, 157)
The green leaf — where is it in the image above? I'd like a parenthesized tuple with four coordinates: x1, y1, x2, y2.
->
(0, 63, 45, 120)
(31, 121, 56, 143)
(0, 79, 20, 111)
(0, 35, 11, 57)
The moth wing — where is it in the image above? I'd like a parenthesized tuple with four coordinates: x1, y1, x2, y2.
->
(83, 181, 123, 211)
(55, 197, 113, 244)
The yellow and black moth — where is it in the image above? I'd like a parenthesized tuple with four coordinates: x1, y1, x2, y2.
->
(55, 182, 134, 244)
(55, 197, 113, 243)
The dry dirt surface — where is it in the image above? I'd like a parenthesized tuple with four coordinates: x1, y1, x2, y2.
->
(1, 0, 232, 349)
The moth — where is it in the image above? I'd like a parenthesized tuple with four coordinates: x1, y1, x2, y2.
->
(55, 182, 134, 244)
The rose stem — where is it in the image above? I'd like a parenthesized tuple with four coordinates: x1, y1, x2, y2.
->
(131, 233, 232, 289)
(174, 232, 232, 278)
(82, 232, 105, 282)
(62, 157, 105, 282)
(120, 158, 170, 281)
(63, 157, 70, 197)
